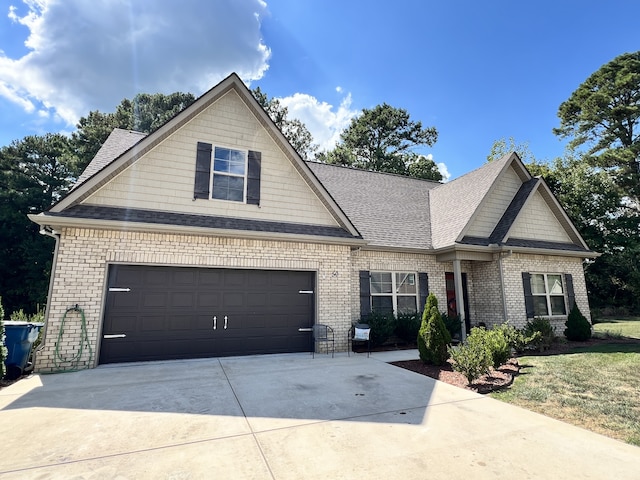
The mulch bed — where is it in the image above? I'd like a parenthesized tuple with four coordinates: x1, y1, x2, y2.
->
(388, 337, 640, 394)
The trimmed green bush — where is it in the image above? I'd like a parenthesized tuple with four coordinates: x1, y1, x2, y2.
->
(564, 304, 592, 341)
(441, 312, 462, 340)
(365, 311, 396, 346)
(448, 327, 492, 383)
(419, 294, 451, 365)
(525, 317, 555, 351)
(494, 322, 540, 353)
(485, 327, 510, 368)
(395, 312, 421, 343)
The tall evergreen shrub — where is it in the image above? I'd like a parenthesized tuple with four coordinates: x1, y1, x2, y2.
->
(564, 304, 592, 341)
(418, 294, 452, 365)
(418, 294, 438, 361)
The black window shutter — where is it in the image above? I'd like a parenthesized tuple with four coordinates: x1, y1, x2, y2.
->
(418, 272, 429, 314)
(247, 150, 261, 205)
(565, 273, 575, 310)
(522, 272, 534, 318)
(359, 270, 371, 320)
(194, 142, 212, 199)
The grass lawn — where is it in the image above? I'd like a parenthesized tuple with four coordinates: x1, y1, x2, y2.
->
(593, 317, 640, 339)
(490, 340, 640, 446)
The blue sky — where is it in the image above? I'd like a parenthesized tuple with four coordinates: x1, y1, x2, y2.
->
(1, 1, 638, 180)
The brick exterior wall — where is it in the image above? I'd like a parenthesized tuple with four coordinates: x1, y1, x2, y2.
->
(35, 228, 352, 372)
(36, 228, 592, 372)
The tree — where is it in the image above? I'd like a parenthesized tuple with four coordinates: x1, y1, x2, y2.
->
(252, 87, 317, 159)
(554, 51, 640, 209)
(487, 137, 535, 163)
(553, 51, 640, 312)
(319, 103, 439, 179)
(72, 92, 195, 175)
(0, 134, 75, 315)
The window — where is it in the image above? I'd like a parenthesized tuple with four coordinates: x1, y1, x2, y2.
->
(370, 272, 418, 315)
(194, 142, 261, 204)
(212, 147, 246, 202)
(530, 273, 566, 316)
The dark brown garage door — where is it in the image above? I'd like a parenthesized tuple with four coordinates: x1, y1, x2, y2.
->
(99, 264, 315, 364)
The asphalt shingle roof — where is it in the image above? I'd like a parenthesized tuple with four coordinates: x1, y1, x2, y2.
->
(47, 205, 357, 239)
(307, 162, 440, 249)
(429, 153, 514, 249)
(73, 129, 147, 189)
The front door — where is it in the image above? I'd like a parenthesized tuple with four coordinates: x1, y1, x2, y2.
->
(445, 272, 470, 334)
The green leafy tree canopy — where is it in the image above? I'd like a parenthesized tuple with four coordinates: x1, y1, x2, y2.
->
(318, 103, 440, 180)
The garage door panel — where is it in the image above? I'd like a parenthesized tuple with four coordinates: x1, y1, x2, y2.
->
(170, 292, 195, 308)
(100, 265, 315, 364)
(142, 293, 166, 308)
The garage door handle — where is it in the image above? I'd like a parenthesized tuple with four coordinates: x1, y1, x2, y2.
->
(109, 288, 131, 292)
(224, 316, 228, 330)
(104, 334, 126, 339)
(213, 316, 217, 330)
(298, 290, 313, 294)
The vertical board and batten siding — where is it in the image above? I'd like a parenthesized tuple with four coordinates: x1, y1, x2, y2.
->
(83, 89, 339, 227)
(464, 166, 523, 238)
(508, 191, 572, 242)
(35, 228, 352, 372)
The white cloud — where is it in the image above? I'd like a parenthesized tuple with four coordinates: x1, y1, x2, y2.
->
(278, 92, 358, 152)
(437, 162, 451, 182)
(0, 0, 270, 126)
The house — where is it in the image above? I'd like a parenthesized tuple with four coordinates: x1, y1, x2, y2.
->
(29, 73, 597, 371)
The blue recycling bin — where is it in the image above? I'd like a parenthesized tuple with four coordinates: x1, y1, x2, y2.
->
(3, 321, 44, 380)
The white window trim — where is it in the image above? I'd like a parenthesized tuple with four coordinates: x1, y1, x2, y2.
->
(370, 271, 418, 315)
(531, 273, 567, 317)
(210, 145, 248, 203)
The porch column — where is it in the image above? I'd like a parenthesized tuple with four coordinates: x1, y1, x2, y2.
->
(453, 259, 467, 340)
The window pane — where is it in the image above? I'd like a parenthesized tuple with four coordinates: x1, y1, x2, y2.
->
(547, 275, 564, 295)
(531, 274, 546, 294)
(214, 158, 230, 173)
(395, 273, 416, 294)
(372, 296, 393, 314)
(229, 160, 245, 175)
(371, 272, 392, 294)
(533, 296, 549, 316)
(214, 147, 230, 160)
(397, 296, 417, 314)
(212, 174, 244, 201)
(550, 296, 566, 315)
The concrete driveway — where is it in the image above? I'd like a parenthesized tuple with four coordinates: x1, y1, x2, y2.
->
(1, 350, 638, 479)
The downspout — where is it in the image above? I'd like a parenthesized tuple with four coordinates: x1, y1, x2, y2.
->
(33, 225, 60, 370)
(498, 249, 513, 324)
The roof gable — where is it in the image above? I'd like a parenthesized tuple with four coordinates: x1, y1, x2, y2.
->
(430, 152, 524, 249)
(49, 73, 360, 238)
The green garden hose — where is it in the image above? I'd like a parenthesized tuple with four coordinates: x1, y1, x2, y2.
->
(52, 305, 93, 373)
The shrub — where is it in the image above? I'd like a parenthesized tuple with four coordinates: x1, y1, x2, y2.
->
(417, 295, 436, 362)
(419, 295, 452, 365)
(0, 297, 6, 379)
(448, 327, 492, 384)
(485, 327, 510, 368)
(365, 311, 396, 346)
(9, 309, 29, 322)
(441, 312, 462, 340)
(395, 312, 421, 343)
(564, 304, 592, 341)
(525, 317, 555, 351)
